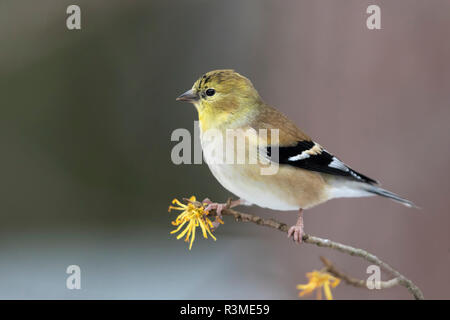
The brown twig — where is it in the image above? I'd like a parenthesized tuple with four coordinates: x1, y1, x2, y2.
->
(319, 256, 400, 289)
(320, 256, 366, 288)
(189, 199, 424, 300)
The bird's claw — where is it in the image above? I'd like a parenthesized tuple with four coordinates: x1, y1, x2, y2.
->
(202, 198, 227, 229)
(287, 225, 304, 244)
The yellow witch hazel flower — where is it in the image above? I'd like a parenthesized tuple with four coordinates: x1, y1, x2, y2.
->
(169, 196, 222, 250)
(297, 270, 341, 300)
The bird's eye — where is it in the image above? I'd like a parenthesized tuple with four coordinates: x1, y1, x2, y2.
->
(205, 88, 215, 97)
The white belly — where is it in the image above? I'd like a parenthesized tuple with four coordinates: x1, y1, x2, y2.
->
(201, 136, 299, 210)
(206, 162, 300, 211)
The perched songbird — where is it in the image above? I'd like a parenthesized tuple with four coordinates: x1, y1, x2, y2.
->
(176, 69, 416, 243)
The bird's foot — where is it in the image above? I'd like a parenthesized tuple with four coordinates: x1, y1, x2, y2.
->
(202, 198, 246, 229)
(287, 208, 304, 244)
(202, 198, 226, 215)
(287, 225, 304, 243)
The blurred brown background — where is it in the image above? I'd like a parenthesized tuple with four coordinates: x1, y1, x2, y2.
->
(0, 0, 449, 299)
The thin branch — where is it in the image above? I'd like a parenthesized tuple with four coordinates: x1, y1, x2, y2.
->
(319, 256, 400, 289)
(209, 205, 424, 300)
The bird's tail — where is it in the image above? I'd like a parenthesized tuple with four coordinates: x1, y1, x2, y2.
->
(329, 179, 418, 208)
(364, 185, 418, 208)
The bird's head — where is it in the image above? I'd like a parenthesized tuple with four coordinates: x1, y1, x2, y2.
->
(176, 70, 262, 130)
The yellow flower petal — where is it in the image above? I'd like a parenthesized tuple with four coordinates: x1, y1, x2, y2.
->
(323, 282, 333, 300)
(171, 199, 187, 207)
(297, 270, 340, 300)
(185, 220, 194, 242)
(176, 221, 192, 240)
(170, 220, 188, 234)
(198, 219, 208, 238)
(168, 206, 186, 212)
(206, 224, 217, 241)
(331, 278, 340, 288)
(189, 226, 196, 250)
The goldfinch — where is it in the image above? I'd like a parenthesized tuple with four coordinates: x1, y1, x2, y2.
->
(176, 69, 416, 243)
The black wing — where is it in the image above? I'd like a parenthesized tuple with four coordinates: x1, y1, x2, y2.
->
(266, 140, 378, 184)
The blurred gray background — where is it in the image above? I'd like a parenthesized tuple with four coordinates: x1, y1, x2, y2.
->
(0, 0, 449, 299)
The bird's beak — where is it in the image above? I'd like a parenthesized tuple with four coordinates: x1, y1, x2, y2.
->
(176, 89, 199, 103)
